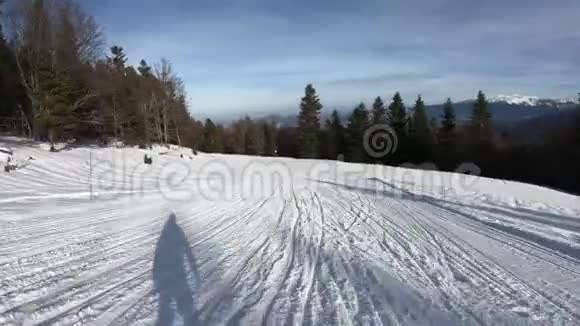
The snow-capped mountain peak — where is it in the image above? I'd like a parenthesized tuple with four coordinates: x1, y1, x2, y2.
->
(491, 94, 579, 107)
(493, 94, 540, 106)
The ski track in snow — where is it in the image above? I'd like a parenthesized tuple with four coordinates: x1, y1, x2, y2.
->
(1, 137, 580, 325)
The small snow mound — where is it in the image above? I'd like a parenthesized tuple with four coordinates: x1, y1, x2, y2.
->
(1, 147, 32, 172)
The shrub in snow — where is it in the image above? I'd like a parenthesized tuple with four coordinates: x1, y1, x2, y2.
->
(97, 138, 108, 146)
(4, 157, 17, 173)
(144, 154, 153, 165)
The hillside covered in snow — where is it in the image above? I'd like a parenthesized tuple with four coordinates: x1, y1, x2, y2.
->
(1, 136, 580, 325)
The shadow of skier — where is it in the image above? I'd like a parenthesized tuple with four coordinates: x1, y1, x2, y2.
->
(153, 213, 200, 326)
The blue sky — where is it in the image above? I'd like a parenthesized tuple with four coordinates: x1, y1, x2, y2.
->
(83, 0, 580, 118)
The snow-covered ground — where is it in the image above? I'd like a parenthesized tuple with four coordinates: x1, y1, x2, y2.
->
(1, 136, 579, 326)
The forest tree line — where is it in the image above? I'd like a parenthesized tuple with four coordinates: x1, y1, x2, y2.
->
(0, 0, 578, 194)
(286, 84, 580, 194)
(0, 0, 203, 148)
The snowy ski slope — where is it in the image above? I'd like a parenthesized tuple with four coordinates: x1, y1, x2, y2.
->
(1, 136, 580, 325)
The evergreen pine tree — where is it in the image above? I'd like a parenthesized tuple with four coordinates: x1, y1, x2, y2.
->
(324, 110, 346, 159)
(470, 90, 493, 144)
(411, 95, 433, 145)
(371, 96, 387, 125)
(104, 46, 129, 141)
(437, 98, 458, 169)
(388, 92, 408, 134)
(346, 103, 370, 162)
(46, 3, 100, 143)
(438, 98, 456, 145)
(409, 95, 434, 162)
(138, 60, 152, 77)
(297, 84, 322, 158)
(110, 46, 127, 69)
(387, 92, 408, 163)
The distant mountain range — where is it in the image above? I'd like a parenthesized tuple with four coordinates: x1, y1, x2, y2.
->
(425, 95, 578, 124)
(262, 95, 580, 142)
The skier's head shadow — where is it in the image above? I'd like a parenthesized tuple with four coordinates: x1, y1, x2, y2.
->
(153, 213, 200, 326)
